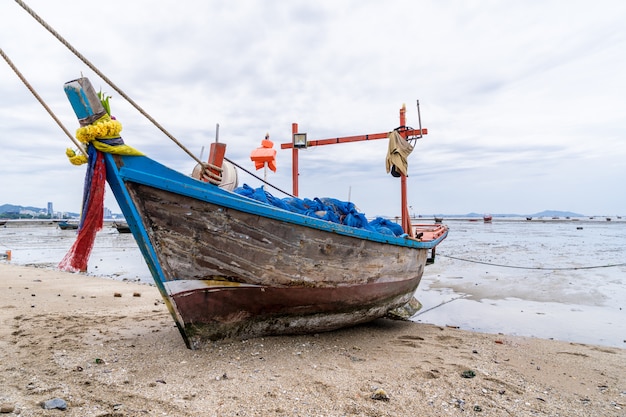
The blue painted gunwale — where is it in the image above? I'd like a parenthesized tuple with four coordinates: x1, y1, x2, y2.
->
(111, 152, 448, 250)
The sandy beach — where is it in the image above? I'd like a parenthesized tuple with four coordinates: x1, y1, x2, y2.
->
(1, 263, 624, 416)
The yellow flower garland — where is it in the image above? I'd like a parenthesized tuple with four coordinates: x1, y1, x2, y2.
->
(65, 148, 88, 166)
(75, 114, 123, 143)
(66, 114, 143, 165)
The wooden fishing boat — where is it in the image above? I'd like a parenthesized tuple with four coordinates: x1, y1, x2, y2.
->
(110, 158, 446, 348)
(0, 3, 445, 349)
(112, 221, 131, 233)
(57, 220, 78, 230)
(58, 77, 448, 349)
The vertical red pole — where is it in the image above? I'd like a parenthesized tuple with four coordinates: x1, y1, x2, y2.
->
(207, 142, 226, 181)
(292, 123, 299, 197)
(399, 104, 412, 236)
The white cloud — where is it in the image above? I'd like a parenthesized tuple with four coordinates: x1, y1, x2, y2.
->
(1, 0, 625, 216)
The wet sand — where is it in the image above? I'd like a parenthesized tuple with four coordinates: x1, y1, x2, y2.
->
(1, 263, 625, 416)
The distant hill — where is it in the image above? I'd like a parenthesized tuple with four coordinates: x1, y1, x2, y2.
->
(0, 203, 80, 218)
(0, 204, 46, 214)
(530, 210, 585, 218)
(0, 203, 124, 219)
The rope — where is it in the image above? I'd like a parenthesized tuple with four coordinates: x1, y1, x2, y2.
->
(412, 295, 468, 317)
(0, 47, 87, 157)
(15, 0, 205, 166)
(412, 254, 626, 317)
(14, 0, 295, 198)
(439, 254, 626, 271)
(13, 0, 203, 165)
(233, 163, 295, 198)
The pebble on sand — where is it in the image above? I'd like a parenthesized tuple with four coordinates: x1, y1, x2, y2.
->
(41, 398, 67, 410)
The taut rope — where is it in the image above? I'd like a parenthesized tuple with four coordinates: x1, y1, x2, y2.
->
(440, 254, 626, 270)
(13, 0, 203, 166)
(13, 0, 295, 197)
(0, 47, 87, 157)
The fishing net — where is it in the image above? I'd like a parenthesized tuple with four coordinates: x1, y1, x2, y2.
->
(235, 184, 405, 236)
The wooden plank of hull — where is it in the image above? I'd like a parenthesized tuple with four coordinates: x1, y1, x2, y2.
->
(124, 182, 429, 347)
(128, 183, 426, 286)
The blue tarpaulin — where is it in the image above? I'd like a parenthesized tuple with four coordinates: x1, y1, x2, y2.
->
(234, 184, 406, 237)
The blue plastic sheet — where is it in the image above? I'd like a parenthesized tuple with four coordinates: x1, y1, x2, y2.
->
(234, 184, 405, 236)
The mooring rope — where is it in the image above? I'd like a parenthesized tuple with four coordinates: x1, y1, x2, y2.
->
(13, 0, 295, 198)
(439, 254, 626, 271)
(0, 47, 87, 157)
(412, 255, 625, 316)
(412, 295, 468, 317)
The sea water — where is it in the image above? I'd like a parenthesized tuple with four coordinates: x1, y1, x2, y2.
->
(1, 218, 625, 348)
(414, 217, 626, 348)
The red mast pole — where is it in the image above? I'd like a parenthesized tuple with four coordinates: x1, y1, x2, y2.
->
(399, 104, 412, 237)
(291, 123, 299, 196)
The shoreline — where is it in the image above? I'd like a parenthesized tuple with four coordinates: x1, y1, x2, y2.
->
(1, 263, 625, 416)
(2, 218, 625, 349)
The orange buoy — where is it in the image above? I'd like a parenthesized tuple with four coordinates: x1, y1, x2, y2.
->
(250, 135, 277, 172)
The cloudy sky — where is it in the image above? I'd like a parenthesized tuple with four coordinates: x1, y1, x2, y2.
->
(1, 0, 625, 217)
